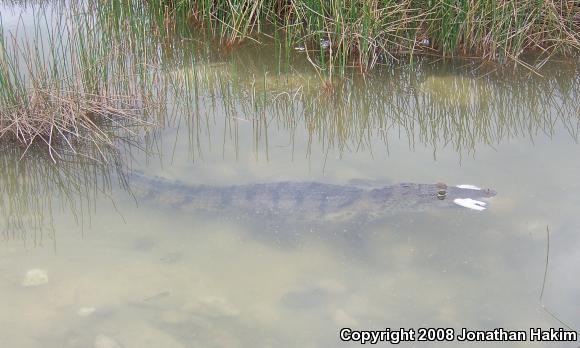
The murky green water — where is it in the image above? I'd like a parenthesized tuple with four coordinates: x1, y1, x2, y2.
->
(1, 3, 580, 348)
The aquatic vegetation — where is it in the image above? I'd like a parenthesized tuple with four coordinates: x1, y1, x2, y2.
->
(0, 0, 579, 161)
(154, 0, 580, 73)
(0, 3, 155, 161)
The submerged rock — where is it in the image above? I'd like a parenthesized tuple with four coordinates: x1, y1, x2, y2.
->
(94, 334, 122, 348)
(21, 269, 48, 287)
(77, 306, 97, 317)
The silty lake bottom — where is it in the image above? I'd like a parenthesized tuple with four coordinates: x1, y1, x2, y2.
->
(1, 4, 580, 348)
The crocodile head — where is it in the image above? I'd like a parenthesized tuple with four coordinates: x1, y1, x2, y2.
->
(440, 184, 497, 211)
(367, 183, 497, 213)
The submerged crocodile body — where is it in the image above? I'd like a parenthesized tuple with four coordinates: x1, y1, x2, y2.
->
(130, 173, 496, 223)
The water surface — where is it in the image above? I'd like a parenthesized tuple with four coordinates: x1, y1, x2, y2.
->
(1, 3, 580, 348)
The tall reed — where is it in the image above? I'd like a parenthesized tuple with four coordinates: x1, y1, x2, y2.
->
(157, 0, 580, 74)
(0, 3, 154, 162)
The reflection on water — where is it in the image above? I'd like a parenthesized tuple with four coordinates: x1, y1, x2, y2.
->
(0, 141, 128, 245)
(162, 43, 580, 160)
(1, 2, 580, 348)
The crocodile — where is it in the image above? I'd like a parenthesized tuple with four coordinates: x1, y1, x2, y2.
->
(129, 173, 496, 223)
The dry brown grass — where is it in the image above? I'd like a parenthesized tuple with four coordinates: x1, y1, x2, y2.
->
(0, 87, 152, 162)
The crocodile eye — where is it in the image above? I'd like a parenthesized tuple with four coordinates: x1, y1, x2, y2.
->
(436, 189, 447, 200)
